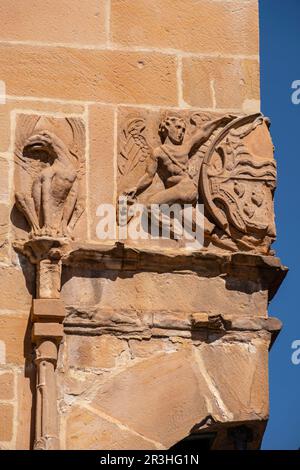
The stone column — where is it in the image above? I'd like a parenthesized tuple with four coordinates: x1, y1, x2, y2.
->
(31, 255, 66, 450)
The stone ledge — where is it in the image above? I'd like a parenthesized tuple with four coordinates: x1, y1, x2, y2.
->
(63, 307, 281, 347)
(14, 240, 287, 300)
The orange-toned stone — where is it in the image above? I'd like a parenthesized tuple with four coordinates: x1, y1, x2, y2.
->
(32, 323, 64, 342)
(16, 366, 35, 450)
(129, 338, 177, 359)
(0, 0, 107, 45)
(0, 157, 11, 262)
(61, 270, 268, 318)
(0, 403, 14, 441)
(0, 371, 14, 400)
(88, 105, 115, 241)
(0, 45, 177, 106)
(32, 299, 66, 322)
(0, 203, 9, 262)
(0, 265, 34, 311)
(196, 335, 269, 421)
(67, 334, 128, 369)
(66, 405, 156, 450)
(0, 314, 31, 365)
(0, 156, 9, 204)
(0, 99, 85, 153)
(0, 266, 34, 311)
(89, 349, 216, 448)
(111, 0, 259, 55)
(182, 57, 260, 110)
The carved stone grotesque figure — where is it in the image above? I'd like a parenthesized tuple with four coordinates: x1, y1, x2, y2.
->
(14, 115, 85, 239)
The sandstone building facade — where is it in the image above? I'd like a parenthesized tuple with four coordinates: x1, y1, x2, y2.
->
(0, 0, 286, 450)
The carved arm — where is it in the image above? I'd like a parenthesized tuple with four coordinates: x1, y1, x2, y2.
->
(123, 152, 158, 198)
(188, 115, 236, 152)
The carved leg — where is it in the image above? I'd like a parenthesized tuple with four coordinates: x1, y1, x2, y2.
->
(61, 182, 78, 236)
(147, 179, 198, 205)
(62, 181, 85, 236)
(15, 192, 40, 233)
(41, 174, 53, 236)
(32, 177, 42, 226)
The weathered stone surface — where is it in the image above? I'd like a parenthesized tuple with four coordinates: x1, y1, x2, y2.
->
(195, 335, 269, 421)
(62, 334, 270, 448)
(111, 0, 259, 55)
(0, 99, 84, 154)
(0, 203, 9, 262)
(0, 45, 177, 105)
(37, 260, 62, 300)
(0, 371, 14, 399)
(62, 270, 268, 318)
(89, 349, 219, 448)
(32, 298, 65, 322)
(0, 156, 9, 204)
(182, 58, 260, 110)
(66, 406, 157, 450)
(0, 403, 14, 441)
(128, 338, 178, 358)
(16, 365, 35, 450)
(0, 315, 31, 365)
(67, 334, 128, 369)
(0, 0, 107, 45)
(88, 105, 115, 241)
(32, 323, 64, 345)
(0, 266, 34, 311)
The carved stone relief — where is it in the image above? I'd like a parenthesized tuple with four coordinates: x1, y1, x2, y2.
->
(118, 110, 276, 254)
(14, 114, 86, 239)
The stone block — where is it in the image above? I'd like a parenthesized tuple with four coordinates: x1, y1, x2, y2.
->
(0, 99, 85, 153)
(0, 203, 9, 262)
(0, 0, 107, 45)
(111, 0, 259, 55)
(0, 45, 177, 106)
(32, 323, 64, 342)
(182, 57, 260, 110)
(0, 314, 30, 365)
(16, 365, 35, 450)
(88, 105, 115, 241)
(66, 406, 156, 450)
(32, 299, 66, 322)
(0, 403, 14, 441)
(0, 371, 14, 399)
(0, 265, 34, 311)
(67, 334, 128, 369)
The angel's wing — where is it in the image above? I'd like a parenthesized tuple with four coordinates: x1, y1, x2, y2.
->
(118, 117, 152, 177)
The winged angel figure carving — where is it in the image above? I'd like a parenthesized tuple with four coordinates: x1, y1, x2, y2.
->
(15, 115, 85, 239)
(118, 112, 277, 253)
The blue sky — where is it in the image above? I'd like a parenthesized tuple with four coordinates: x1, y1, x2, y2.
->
(259, 0, 300, 450)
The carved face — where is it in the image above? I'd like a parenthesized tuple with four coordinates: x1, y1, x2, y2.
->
(161, 116, 186, 145)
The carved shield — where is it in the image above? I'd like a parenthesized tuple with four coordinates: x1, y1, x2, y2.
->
(200, 113, 276, 239)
